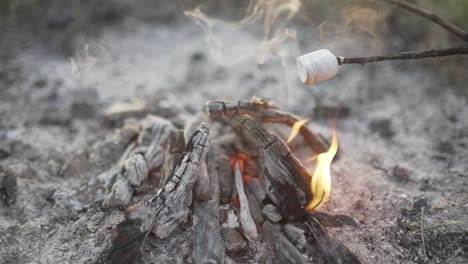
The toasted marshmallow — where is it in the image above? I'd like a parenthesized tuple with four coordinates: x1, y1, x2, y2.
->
(297, 49, 339, 85)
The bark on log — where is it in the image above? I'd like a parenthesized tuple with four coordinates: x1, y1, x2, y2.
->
(225, 115, 311, 220)
(206, 99, 329, 155)
(107, 123, 215, 264)
(192, 144, 226, 264)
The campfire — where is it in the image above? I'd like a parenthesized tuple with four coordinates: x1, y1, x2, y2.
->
(104, 98, 359, 264)
(2, 0, 468, 263)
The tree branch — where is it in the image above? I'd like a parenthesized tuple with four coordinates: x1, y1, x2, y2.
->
(385, 0, 468, 43)
(338, 46, 468, 65)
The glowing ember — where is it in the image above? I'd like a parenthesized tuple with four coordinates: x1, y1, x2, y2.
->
(231, 153, 250, 207)
(287, 118, 309, 144)
(305, 124, 338, 211)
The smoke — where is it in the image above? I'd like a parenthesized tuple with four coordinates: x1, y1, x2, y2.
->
(185, 0, 302, 106)
(319, 6, 387, 55)
(185, 0, 301, 65)
(69, 41, 113, 86)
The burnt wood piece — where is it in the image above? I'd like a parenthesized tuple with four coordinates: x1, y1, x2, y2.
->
(234, 160, 258, 240)
(206, 99, 329, 155)
(192, 144, 225, 264)
(107, 123, 215, 264)
(262, 221, 305, 264)
(225, 115, 311, 220)
(159, 130, 185, 188)
(311, 211, 359, 228)
(103, 116, 176, 208)
(305, 216, 361, 264)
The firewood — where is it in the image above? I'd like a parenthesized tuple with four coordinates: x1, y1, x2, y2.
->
(247, 192, 265, 225)
(305, 216, 361, 264)
(193, 162, 210, 201)
(261, 221, 305, 264)
(262, 204, 282, 223)
(159, 130, 185, 188)
(224, 115, 311, 220)
(311, 211, 358, 228)
(192, 144, 225, 264)
(106, 123, 215, 264)
(102, 116, 176, 208)
(206, 99, 329, 155)
(233, 159, 258, 240)
(283, 224, 307, 251)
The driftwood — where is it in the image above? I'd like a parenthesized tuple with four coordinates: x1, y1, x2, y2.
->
(192, 144, 225, 264)
(206, 99, 329, 155)
(224, 115, 311, 220)
(107, 123, 215, 264)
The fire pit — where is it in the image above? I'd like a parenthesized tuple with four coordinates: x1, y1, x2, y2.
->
(1, 1, 467, 264)
(104, 97, 359, 264)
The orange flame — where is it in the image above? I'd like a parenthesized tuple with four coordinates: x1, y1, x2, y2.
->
(305, 123, 338, 211)
(287, 118, 309, 144)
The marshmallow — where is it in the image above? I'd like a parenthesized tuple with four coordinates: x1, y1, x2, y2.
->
(297, 49, 339, 85)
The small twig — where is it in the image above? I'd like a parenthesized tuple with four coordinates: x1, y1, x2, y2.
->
(385, 0, 468, 43)
(338, 46, 468, 65)
(420, 207, 428, 262)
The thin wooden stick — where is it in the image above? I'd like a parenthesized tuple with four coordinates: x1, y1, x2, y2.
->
(338, 46, 468, 65)
(420, 207, 428, 261)
(385, 0, 468, 43)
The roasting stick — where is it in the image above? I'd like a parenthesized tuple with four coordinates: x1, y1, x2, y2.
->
(297, 47, 468, 85)
(299, 0, 468, 85)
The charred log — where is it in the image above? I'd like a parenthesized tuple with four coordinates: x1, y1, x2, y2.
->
(305, 216, 361, 264)
(192, 144, 226, 264)
(224, 115, 310, 220)
(107, 123, 215, 264)
(206, 98, 329, 155)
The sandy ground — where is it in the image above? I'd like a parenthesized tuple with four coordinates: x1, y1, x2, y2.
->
(0, 2, 467, 263)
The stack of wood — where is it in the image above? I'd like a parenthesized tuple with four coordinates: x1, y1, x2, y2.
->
(102, 98, 360, 264)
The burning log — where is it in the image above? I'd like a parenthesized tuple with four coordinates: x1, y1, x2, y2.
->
(107, 123, 215, 264)
(206, 99, 329, 155)
(223, 115, 311, 220)
(192, 144, 225, 264)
